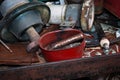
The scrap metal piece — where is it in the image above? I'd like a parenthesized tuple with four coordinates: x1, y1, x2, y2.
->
(0, 1, 50, 52)
(0, 0, 29, 17)
(26, 27, 40, 42)
(0, 1, 50, 42)
(26, 27, 40, 52)
(27, 40, 39, 53)
(81, 0, 95, 31)
(48, 4, 82, 28)
(47, 33, 84, 50)
(0, 39, 13, 53)
(62, 42, 81, 49)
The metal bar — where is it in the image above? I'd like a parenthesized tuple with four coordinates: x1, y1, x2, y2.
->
(47, 33, 83, 50)
(0, 54, 120, 80)
(0, 39, 13, 53)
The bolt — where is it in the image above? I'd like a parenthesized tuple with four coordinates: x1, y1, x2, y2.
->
(26, 27, 40, 52)
(26, 27, 40, 41)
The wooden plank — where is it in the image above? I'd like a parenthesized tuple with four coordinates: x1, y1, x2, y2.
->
(0, 54, 119, 80)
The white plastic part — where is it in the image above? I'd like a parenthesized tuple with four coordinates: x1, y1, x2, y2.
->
(47, 4, 67, 24)
(100, 38, 110, 47)
(0, 0, 29, 16)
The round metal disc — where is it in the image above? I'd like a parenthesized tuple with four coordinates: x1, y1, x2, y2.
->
(81, 0, 94, 31)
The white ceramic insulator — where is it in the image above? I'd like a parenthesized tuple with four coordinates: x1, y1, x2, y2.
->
(100, 38, 110, 47)
(47, 4, 67, 24)
(0, 0, 29, 16)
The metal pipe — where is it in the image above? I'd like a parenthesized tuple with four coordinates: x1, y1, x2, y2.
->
(47, 4, 66, 24)
(47, 33, 84, 50)
(26, 27, 40, 42)
(47, 4, 81, 28)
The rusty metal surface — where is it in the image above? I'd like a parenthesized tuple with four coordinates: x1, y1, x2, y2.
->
(0, 42, 39, 65)
(81, 0, 94, 31)
(0, 54, 120, 80)
(46, 33, 84, 50)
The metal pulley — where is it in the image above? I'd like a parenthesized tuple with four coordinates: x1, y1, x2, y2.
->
(0, 0, 50, 42)
(81, 0, 95, 31)
(0, 0, 50, 52)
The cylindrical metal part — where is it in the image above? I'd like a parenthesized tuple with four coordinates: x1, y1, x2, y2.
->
(0, 2, 50, 42)
(0, 0, 29, 16)
(9, 10, 43, 40)
(48, 4, 81, 26)
(48, 4, 66, 24)
(26, 27, 40, 41)
(0, 1, 50, 52)
(48, 33, 84, 50)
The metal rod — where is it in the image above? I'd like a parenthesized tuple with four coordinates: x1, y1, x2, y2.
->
(47, 33, 84, 50)
(26, 26, 40, 41)
(0, 39, 13, 53)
